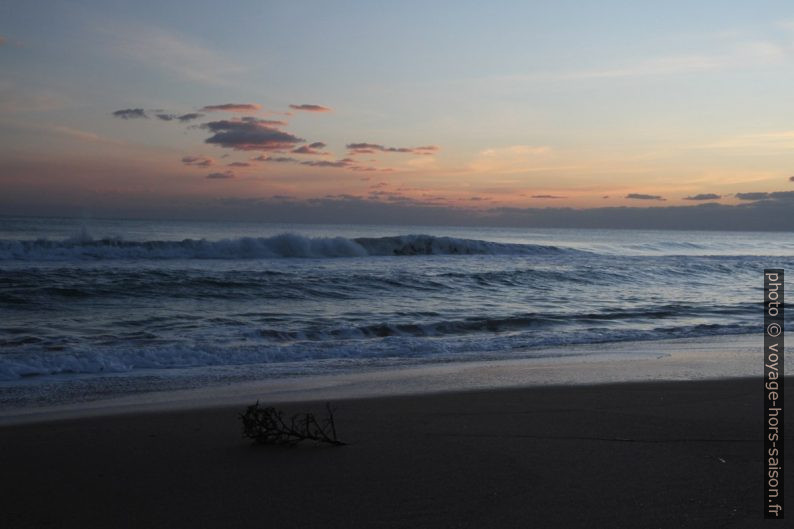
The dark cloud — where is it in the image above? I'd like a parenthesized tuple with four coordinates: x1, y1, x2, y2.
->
(178, 113, 204, 122)
(157, 112, 204, 122)
(0, 36, 7, 46)
(301, 158, 354, 168)
(474, 202, 794, 230)
(292, 142, 329, 155)
(683, 193, 721, 201)
(735, 192, 770, 201)
(531, 195, 566, 199)
(626, 193, 665, 201)
(770, 191, 794, 201)
(734, 191, 794, 201)
(227, 162, 250, 167)
(347, 142, 439, 155)
(201, 103, 262, 112)
(253, 153, 382, 172)
(789, 176, 794, 182)
(112, 108, 147, 119)
(181, 155, 214, 167)
(227, 117, 288, 127)
(320, 194, 360, 200)
(253, 155, 299, 163)
(202, 118, 304, 151)
(289, 104, 332, 112)
(206, 171, 235, 179)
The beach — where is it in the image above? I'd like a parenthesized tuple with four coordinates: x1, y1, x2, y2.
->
(0, 220, 789, 527)
(1, 376, 785, 528)
(4, 2, 794, 526)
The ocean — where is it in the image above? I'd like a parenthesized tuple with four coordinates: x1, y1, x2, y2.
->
(0, 216, 791, 408)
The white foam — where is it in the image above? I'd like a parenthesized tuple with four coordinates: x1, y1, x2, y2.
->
(0, 232, 574, 261)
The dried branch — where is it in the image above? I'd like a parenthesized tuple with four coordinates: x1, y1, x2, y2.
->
(240, 402, 345, 446)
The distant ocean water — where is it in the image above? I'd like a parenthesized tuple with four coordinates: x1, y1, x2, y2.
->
(0, 216, 791, 407)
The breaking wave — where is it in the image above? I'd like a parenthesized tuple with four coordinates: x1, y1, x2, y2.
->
(0, 233, 580, 261)
(0, 322, 756, 380)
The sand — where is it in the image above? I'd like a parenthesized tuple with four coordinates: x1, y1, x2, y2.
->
(0, 377, 786, 528)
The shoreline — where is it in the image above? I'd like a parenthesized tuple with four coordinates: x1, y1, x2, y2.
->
(0, 333, 763, 425)
(1, 376, 786, 528)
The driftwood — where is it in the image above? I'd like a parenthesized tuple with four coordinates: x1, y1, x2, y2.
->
(240, 402, 345, 446)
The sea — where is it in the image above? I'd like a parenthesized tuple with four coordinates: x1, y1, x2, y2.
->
(0, 216, 791, 409)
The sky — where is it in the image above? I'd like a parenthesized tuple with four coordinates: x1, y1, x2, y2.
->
(1, 0, 794, 228)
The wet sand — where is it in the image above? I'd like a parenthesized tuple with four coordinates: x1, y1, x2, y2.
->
(1, 377, 786, 528)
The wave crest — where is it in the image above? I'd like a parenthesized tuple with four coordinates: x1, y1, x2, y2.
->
(0, 233, 577, 261)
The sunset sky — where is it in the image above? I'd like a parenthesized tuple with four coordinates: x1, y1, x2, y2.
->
(2, 1, 794, 227)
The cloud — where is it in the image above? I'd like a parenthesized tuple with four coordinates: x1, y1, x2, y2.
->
(289, 104, 332, 112)
(181, 155, 214, 167)
(736, 191, 794, 201)
(206, 171, 235, 179)
(256, 119, 288, 127)
(531, 194, 566, 199)
(626, 193, 665, 201)
(253, 154, 382, 172)
(156, 112, 204, 122)
(301, 158, 353, 168)
(735, 192, 770, 201)
(253, 155, 298, 163)
(227, 162, 250, 167)
(347, 142, 439, 155)
(179, 113, 204, 122)
(292, 142, 329, 155)
(201, 103, 262, 112)
(202, 118, 304, 151)
(790, 176, 794, 182)
(771, 191, 794, 201)
(112, 108, 147, 119)
(0, 36, 6, 46)
(683, 193, 722, 201)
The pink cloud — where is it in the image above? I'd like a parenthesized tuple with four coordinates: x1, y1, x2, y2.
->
(206, 170, 235, 179)
(292, 142, 329, 155)
(289, 104, 332, 112)
(201, 103, 262, 112)
(347, 142, 439, 155)
(181, 155, 214, 167)
(252, 155, 299, 163)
